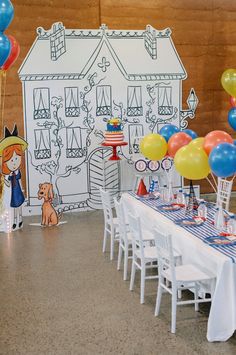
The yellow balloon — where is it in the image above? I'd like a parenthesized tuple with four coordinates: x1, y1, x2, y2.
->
(174, 145, 210, 180)
(221, 69, 236, 97)
(188, 137, 204, 150)
(140, 133, 167, 161)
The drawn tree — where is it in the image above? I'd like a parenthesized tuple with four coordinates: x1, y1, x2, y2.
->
(30, 72, 104, 205)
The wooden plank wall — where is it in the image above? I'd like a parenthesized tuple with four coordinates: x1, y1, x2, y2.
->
(3, 0, 236, 192)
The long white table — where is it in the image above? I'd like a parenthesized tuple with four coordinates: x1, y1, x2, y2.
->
(122, 193, 236, 342)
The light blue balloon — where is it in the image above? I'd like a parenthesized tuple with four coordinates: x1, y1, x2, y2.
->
(0, 0, 14, 32)
(159, 124, 180, 142)
(209, 142, 236, 178)
(0, 33, 11, 66)
(183, 129, 198, 139)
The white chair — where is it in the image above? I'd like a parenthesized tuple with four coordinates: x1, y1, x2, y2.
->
(100, 188, 119, 261)
(216, 177, 233, 211)
(153, 228, 215, 334)
(115, 198, 155, 281)
(127, 213, 159, 304)
(115, 198, 133, 281)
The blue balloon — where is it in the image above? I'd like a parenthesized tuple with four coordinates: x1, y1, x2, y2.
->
(183, 129, 198, 139)
(228, 107, 236, 131)
(159, 124, 180, 142)
(209, 142, 236, 178)
(0, 0, 14, 32)
(0, 33, 11, 66)
(234, 139, 236, 146)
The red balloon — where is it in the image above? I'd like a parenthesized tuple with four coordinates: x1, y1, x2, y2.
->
(203, 130, 233, 155)
(168, 132, 192, 158)
(230, 96, 236, 108)
(1, 35, 20, 71)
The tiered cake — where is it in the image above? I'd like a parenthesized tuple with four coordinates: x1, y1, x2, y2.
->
(103, 118, 124, 144)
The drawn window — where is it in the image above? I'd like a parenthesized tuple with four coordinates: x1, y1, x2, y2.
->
(34, 129, 51, 159)
(33, 88, 50, 119)
(66, 127, 85, 158)
(65, 87, 80, 117)
(127, 86, 143, 116)
(158, 86, 173, 115)
(96, 85, 112, 116)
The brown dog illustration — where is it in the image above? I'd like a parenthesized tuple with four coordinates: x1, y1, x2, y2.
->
(38, 183, 60, 226)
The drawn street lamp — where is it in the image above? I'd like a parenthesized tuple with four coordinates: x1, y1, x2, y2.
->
(180, 88, 198, 129)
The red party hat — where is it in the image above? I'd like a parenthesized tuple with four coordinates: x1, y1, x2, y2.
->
(137, 178, 148, 196)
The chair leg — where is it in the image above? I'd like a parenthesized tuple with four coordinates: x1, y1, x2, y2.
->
(140, 265, 146, 304)
(194, 284, 199, 312)
(130, 259, 136, 291)
(171, 290, 177, 334)
(155, 281, 163, 316)
(102, 229, 108, 253)
(123, 248, 128, 281)
(210, 279, 215, 297)
(110, 231, 114, 261)
(133, 176, 139, 192)
(117, 242, 122, 270)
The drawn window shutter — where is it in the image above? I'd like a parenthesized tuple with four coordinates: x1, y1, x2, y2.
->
(65, 87, 80, 117)
(96, 85, 112, 116)
(127, 86, 143, 116)
(34, 129, 51, 159)
(158, 86, 173, 115)
(66, 127, 85, 158)
(33, 88, 50, 119)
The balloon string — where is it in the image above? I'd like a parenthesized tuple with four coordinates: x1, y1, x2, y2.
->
(1, 70, 6, 133)
(206, 176, 217, 193)
(210, 171, 218, 189)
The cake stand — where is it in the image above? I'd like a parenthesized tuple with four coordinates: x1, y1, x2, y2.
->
(101, 141, 128, 160)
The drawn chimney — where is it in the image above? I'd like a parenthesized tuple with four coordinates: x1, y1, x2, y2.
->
(144, 25, 157, 59)
(50, 22, 66, 61)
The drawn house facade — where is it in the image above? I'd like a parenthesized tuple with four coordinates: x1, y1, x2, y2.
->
(19, 23, 197, 214)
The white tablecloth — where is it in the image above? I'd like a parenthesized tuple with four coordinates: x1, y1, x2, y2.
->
(122, 193, 236, 342)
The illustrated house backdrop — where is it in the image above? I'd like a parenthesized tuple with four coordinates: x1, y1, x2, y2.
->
(18, 23, 198, 214)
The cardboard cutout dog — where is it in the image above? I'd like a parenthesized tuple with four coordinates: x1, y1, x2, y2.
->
(37, 182, 61, 226)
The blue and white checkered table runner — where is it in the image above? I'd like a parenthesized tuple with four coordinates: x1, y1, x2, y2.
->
(129, 192, 236, 263)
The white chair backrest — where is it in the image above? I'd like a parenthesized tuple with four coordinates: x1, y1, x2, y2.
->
(127, 213, 145, 259)
(114, 198, 129, 244)
(153, 228, 176, 284)
(216, 178, 233, 211)
(100, 188, 114, 228)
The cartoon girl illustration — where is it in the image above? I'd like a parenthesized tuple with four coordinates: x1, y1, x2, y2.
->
(0, 125, 28, 230)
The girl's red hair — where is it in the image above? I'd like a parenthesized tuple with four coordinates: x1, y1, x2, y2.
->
(2, 144, 23, 175)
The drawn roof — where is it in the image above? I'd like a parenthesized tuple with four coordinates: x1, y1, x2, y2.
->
(19, 23, 186, 81)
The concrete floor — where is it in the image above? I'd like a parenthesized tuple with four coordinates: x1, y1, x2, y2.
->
(0, 209, 236, 355)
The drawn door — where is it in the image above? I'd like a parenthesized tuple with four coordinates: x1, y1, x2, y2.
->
(87, 147, 120, 208)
